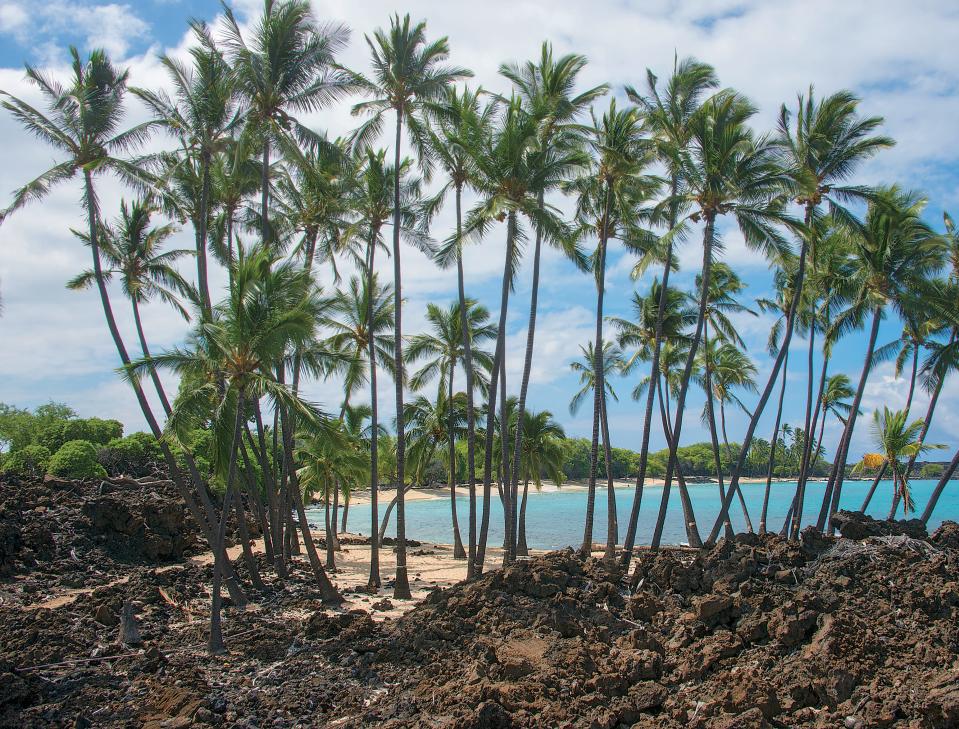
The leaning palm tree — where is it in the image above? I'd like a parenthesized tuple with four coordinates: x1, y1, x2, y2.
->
(566, 99, 658, 558)
(515, 409, 567, 556)
(420, 85, 496, 576)
(649, 90, 794, 551)
(68, 199, 193, 417)
(407, 299, 495, 558)
(716, 87, 893, 543)
(814, 187, 946, 532)
(133, 21, 237, 318)
(346, 13, 470, 598)
(499, 44, 606, 564)
(853, 408, 944, 520)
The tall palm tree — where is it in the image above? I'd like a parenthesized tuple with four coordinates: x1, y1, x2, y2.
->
(407, 299, 495, 558)
(649, 90, 793, 551)
(499, 44, 606, 564)
(346, 13, 470, 598)
(421, 85, 495, 576)
(814, 187, 946, 532)
(567, 99, 658, 557)
(133, 21, 237, 319)
(515, 409, 567, 556)
(345, 146, 426, 588)
(854, 408, 944, 519)
(714, 88, 893, 543)
(68, 199, 192, 417)
(620, 57, 718, 568)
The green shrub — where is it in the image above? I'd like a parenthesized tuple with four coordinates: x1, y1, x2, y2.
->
(99, 432, 162, 477)
(36, 417, 124, 453)
(1, 445, 52, 477)
(49, 440, 107, 479)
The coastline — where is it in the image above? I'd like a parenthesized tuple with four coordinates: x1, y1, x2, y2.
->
(341, 476, 808, 507)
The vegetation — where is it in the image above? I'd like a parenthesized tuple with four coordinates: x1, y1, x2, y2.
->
(2, 0, 958, 653)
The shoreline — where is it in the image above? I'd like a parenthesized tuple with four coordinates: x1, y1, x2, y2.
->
(340, 476, 817, 506)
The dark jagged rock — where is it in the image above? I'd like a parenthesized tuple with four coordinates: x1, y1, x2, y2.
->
(831, 509, 928, 540)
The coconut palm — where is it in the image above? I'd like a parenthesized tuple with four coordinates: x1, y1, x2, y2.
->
(565, 99, 658, 558)
(648, 90, 793, 551)
(569, 340, 629, 556)
(407, 299, 495, 558)
(715, 88, 894, 543)
(346, 13, 470, 598)
(68, 199, 192, 417)
(515, 409, 567, 556)
(221, 0, 350, 253)
(814, 187, 947, 532)
(420, 85, 496, 576)
(499, 44, 606, 564)
(619, 56, 718, 568)
(133, 21, 237, 318)
(346, 146, 427, 587)
(209, 134, 261, 268)
(853, 408, 944, 519)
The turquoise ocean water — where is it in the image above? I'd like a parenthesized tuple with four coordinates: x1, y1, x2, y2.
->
(311, 478, 958, 549)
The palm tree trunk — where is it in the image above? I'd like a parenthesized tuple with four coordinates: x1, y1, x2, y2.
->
(498, 361, 511, 564)
(391, 110, 412, 600)
(82, 171, 246, 605)
(517, 478, 531, 557)
(719, 399, 754, 532)
(659, 377, 703, 547)
(620, 179, 678, 569)
(509, 192, 546, 563)
(233, 478, 266, 592)
(859, 462, 888, 513)
(196, 149, 213, 320)
(583, 186, 612, 556)
(448, 370, 466, 559)
(818, 306, 883, 532)
(760, 348, 790, 533)
(600, 387, 617, 560)
(475, 213, 516, 575)
(704, 367, 733, 539)
(208, 393, 244, 655)
(790, 311, 831, 539)
(253, 402, 286, 578)
(905, 345, 919, 416)
(650, 214, 716, 550)
(365, 226, 382, 589)
(903, 365, 947, 479)
(707, 222, 811, 546)
(341, 495, 350, 533)
(331, 481, 341, 550)
(131, 299, 173, 417)
(325, 482, 335, 569)
(379, 482, 414, 542)
(240, 439, 274, 563)
(454, 187, 479, 578)
(920, 446, 959, 524)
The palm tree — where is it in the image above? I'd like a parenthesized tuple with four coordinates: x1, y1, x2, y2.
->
(515, 409, 567, 556)
(345, 146, 426, 588)
(346, 13, 470, 598)
(814, 187, 947, 532)
(854, 408, 944, 520)
(454, 96, 580, 572)
(614, 279, 702, 545)
(649, 90, 793, 551)
(421, 85, 495, 577)
(620, 57, 718, 567)
(133, 21, 237, 318)
(209, 134, 261, 268)
(499, 44, 605, 564)
(407, 299, 495, 558)
(566, 99, 658, 558)
(222, 0, 350, 254)
(68, 199, 192, 417)
(715, 88, 893, 543)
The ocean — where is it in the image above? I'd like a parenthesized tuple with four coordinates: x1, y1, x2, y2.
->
(308, 478, 959, 549)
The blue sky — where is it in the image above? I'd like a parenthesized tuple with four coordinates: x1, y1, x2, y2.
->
(1, 0, 958, 462)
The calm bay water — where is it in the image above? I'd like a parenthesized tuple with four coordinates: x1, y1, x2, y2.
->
(313, 478, 958, 549)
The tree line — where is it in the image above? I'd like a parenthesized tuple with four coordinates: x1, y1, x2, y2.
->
(2, 0, 958, 653)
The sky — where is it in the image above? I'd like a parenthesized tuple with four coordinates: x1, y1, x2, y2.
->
(1, 0, 958, 463)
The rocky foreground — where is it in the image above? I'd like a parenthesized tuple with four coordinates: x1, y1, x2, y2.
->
(1, 476, 958, 728)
